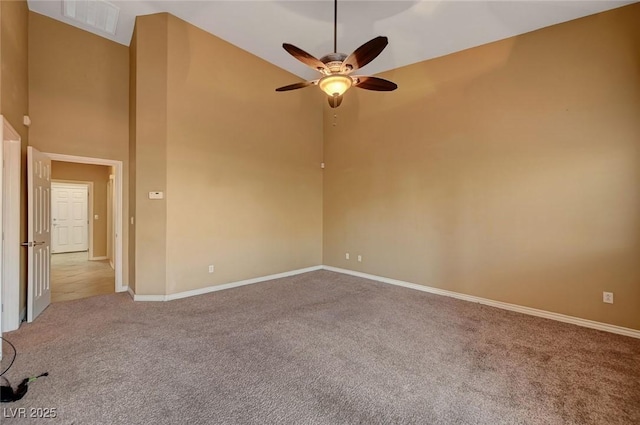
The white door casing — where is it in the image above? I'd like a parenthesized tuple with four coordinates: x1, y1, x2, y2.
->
(51, 183, 89, 253)
(0, 122, 3, 339)
(2, 139, 21, 332)
(107, 174, 114, 269)
(1, 116, 21, 334)
(27, 146, 52, 322)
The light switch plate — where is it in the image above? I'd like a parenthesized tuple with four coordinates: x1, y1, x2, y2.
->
(149, 191, 164, 200)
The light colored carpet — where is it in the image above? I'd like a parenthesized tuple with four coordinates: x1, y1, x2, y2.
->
(1, 270, 639, 424)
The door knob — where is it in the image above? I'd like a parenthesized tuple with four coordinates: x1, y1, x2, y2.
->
(21, 241, 45, 247)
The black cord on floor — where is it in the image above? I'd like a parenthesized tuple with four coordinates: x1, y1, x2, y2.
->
(0, 336, 17, 376)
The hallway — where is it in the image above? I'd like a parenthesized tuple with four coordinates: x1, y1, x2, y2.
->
(51, 252, 115, 302)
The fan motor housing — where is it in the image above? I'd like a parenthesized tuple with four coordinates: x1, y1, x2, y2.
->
(320, 53, 348, 72)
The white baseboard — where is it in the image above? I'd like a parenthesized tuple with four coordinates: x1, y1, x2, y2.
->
(323, 266, 640, 339)
(133, 293, 166, 302)
(131, 266, 323, 302)
(89, 256, 108, 261)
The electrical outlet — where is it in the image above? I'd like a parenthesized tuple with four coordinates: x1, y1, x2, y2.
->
(345, 253, 349, 260)
(208, 265, 215, 273)
(357, 255, 362, 262)
(603, 292, 613, 304)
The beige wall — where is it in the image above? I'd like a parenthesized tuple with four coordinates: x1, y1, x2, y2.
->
(130, 14, 323, 295)
(0, 0, 29, 311)
(51, 161, 111, 258)
(1, 0, 28, 138)
(130, 14, 168, 295)
(165, 14, 323, 293)
(28, 12, 129, 282)
(323, 4, 640, 330)
(128, 25, 137, 292)
(0, 2, 2, 105)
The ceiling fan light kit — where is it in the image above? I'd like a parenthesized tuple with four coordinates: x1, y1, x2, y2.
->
(276, 0, 397, 108)
(319, 74, 352, 97)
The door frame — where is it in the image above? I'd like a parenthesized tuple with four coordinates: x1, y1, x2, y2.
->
(44, 153, 125, 293)
(2, 139, 21, 332)
(107, 174, 115, 269)
(1, 116, 22, 334)
(51, 181, 92, 256)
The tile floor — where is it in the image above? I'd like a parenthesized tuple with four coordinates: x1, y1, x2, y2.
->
(51, 251, 115, 303)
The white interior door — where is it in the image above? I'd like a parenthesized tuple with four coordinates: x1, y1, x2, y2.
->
(27, 146, 52, 323)
(51, 183, 88, 253)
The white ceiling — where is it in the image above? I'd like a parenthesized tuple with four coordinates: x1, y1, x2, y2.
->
(28, 0, 636, 80)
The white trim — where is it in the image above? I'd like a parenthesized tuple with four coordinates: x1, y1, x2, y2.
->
(90, 256, 108, 261)
(322, 266, 640, 339)
(119, 262, 640, 339)
(44, 153, 126, 293)
(1, 117, 22, 335)
(132, 266, 323, 302)
(127, 286, 135, 299)
(106, 177, 114, 270)
(133, 294, 166, 302)
(0, 126, 3, 340)
(1, 138, 21, 332)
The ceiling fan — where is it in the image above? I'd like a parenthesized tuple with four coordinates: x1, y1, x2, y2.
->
(275, 0, 398, 108)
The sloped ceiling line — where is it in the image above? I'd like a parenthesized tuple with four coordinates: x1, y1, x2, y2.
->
(28, 0, 637, 79)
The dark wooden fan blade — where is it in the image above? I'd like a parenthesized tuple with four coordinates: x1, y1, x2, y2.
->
(328, 94, 343, 108)
(354, 76, 397, 91)
(275, 80, 317, 92)
(340, 36, 388, 73)
(283, 43, 329, 73)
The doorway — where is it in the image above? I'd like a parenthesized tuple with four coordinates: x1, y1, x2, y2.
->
(43, 152, 125, 298)
(50, 163, 114, 303)
(13, 149, 125, 324)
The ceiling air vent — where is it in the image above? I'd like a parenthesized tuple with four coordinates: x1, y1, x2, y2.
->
(62, 0, 120, 35)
